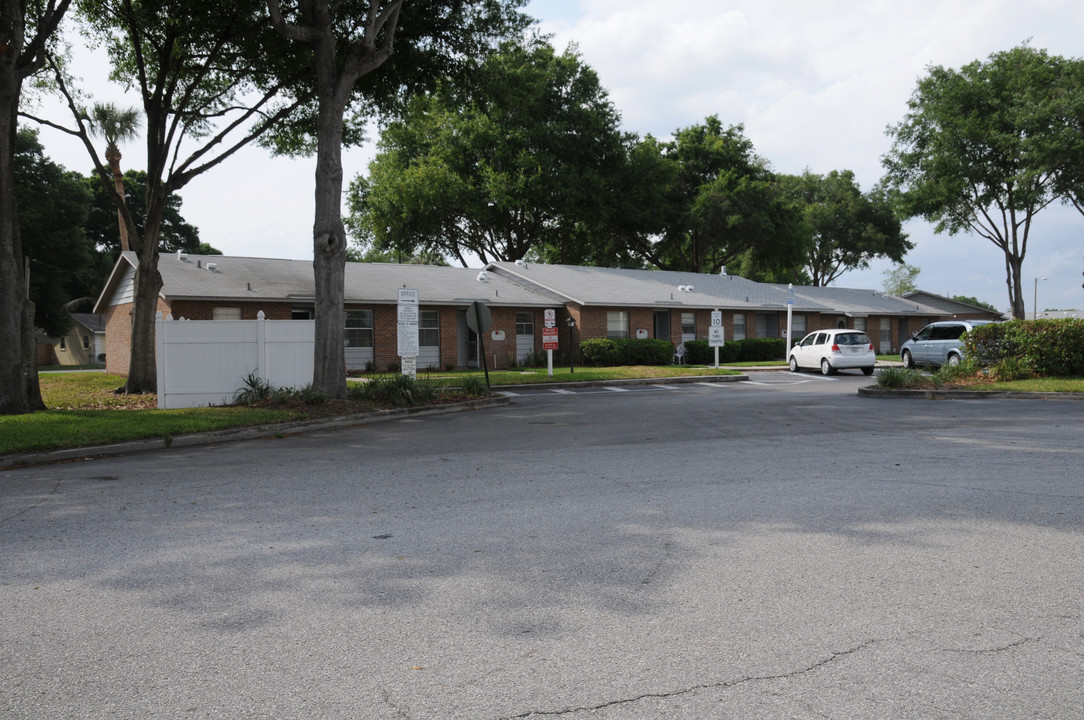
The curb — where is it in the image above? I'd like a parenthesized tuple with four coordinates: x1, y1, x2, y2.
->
(857, 387, 1084, 400)
(0, 396, 512, 470)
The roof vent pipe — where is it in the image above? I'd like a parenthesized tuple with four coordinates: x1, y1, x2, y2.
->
(197, 259, 202, 268)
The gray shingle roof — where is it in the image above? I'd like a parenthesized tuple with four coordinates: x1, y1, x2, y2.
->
(487, 262, 787, 309)
(490, 262, 948, 316)
(148, 252, 566, 307)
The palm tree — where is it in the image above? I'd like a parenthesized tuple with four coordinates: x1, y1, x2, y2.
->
(88, 103, 141, 251)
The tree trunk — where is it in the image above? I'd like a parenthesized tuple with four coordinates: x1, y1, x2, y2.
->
(1, 76, 44, 413)
(112, 161, 130, 251)
(311, 89, 348, 400)
(123, 190, 166, 394)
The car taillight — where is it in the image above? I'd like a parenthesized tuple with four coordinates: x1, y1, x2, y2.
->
(831, 344, 840, 352)
(868, 343, 874, 350)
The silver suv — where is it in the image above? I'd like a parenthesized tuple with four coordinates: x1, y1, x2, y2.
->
(900, 320, 996, 368)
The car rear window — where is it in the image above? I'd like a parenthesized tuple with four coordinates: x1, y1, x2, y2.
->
(836, 333, 871, 345)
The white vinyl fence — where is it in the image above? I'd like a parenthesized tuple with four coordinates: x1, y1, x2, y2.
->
(155, 311, 315, 409)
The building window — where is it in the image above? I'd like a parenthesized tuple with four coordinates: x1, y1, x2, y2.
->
(344, 310, 373, 348)
(59, 337, 66, 350)
(853, 317, 866, 331)
(733, 314, 746, 340)
(607, 311, 630, 338)
(292, 308, 313, 320)
(791, 314, 806, 337)
(419, 310, 440, 347)
(681, 313, 696, 342)
(212, 307, 242, 320)
(82, 335, 91, 349)
(515, 311, 533, 336)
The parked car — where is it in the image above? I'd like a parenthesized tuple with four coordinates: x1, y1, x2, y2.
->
(900, 320, 996, 368)
(789, 329, 876, 375)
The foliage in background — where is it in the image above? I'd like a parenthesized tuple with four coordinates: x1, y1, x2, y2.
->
(348, 37, 624, 265)
(14, 129, 94, 336)
(781, 170, 910, 287)
(883, 263, 920, 296)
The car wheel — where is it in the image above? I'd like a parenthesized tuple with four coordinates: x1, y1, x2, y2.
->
(788, 356, 799, 372)
(947, 353, 961, 367)
(901, 350, 914, 368)
(820, 358, 835, 376)
(861, 366, 874, 376)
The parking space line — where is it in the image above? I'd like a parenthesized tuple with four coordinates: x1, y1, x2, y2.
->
(604, 386, 631, 392)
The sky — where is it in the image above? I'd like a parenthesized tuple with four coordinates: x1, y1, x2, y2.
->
(30, 0, 1084, 314)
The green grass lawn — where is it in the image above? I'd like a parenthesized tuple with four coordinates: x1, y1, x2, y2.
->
(1, 373, 304, 457)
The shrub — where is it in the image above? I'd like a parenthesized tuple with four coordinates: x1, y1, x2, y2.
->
(349, 373, 440, 408)
(684, 340, 740, 364)
(462, 375, 490, 396)
(932, 357, 981, 384)
(233, 372, 274, 404)
(876, 366, 925, 389)
(579, 338, 673, 366)
(966, 319, 1084, 377)
(736, 338, 786, 362)
(990, 357, 1033, 382)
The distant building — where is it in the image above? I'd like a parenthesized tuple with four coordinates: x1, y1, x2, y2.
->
(93, 252, 1003, 375)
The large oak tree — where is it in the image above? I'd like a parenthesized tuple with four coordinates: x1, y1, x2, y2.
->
(348, 38, 624, 267)
(267, 1, 529, 398)
(882, 44, 1083, 319)
(27, 0, 311, 393)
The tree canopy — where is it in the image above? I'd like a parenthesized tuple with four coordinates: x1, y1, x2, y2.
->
(882, 262, 920, 296)
(620, 117, 805, 276)
(782, 170, 910, 286)
(14, 128, 95, 336)
(882, 44, 1084, 319)
(348, 38, 624, 266)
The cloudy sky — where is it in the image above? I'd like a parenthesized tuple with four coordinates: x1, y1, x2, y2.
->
(32, 0, 1084, 314)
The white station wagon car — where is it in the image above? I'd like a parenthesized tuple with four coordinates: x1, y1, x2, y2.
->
(789, 329, 876, 376)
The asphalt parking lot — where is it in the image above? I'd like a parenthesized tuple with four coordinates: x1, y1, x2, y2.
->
(2, 375, 1082, 719)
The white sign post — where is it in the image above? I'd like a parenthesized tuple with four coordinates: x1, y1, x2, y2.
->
(397, 288, 419, 379)
(708, 310, 725, 367)
(543, 309, 557, 376)
(785, 284, 795, 360)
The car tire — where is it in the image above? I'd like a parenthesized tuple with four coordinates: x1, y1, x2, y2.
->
(901, 350, 914, 368)
(947, 353, 961, 367)
(820, 358, 835, 376)
(861, 366, 874, 376)
(789, 356, 799, 372)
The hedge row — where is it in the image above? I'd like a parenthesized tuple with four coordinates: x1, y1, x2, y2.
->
(964, 319, 1084, 377)
(579, 338, 674, 366)
(578, 337, 787, 366)
(684, 338, 786, 364)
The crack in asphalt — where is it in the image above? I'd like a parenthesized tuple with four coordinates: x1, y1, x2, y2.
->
(498, 639, 880, 719)
(0, 476, 63, 524)
(940, 636, 1039, 654)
